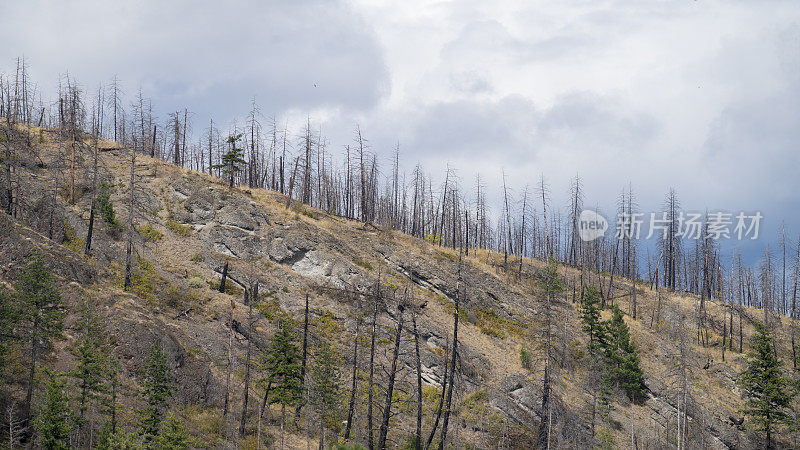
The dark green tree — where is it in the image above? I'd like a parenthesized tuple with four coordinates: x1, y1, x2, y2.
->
(155, 412, 195, 450)
(602, 305, 646, 403)
(739, 323, 795, 449)
(139, 340, 176, 443)
(310, 340, 342, 449)
(34, 369, 73, 450)
(0, 285, 18, 376)
(579, 286, 605, 353)
(95, 180, 120, 230)
(15, 257, 66, 417)
(213, 134, 248, 188)
(264, 321, 303, 448)
(70, 308, 110, 442)
(97, 426, 143, 450)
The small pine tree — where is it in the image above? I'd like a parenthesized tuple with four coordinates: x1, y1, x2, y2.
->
(70, 309, 109, 437)
(139, 340, 176, 442)
(739, 322, 795, 448)
(0, 285, 18, 376)
(264, 321, 303, 447)
(579, 286, 605, 353)
(213, 134, 248, 188)
(35, 369, 73, 450)
(155, 412, 195, 450)
(541, 258, 565, 299)
(97, 425, 143, 450)
(310, 340, 342, 448)
(602, 305, 646, 403)
(15, 257, 66, 416)
(96, 181, 120, 229)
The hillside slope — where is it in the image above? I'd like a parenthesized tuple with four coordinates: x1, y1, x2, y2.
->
(0, 123, 788, 449)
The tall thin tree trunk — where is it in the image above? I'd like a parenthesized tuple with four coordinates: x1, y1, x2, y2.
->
(367, 273, 380, 450)
(224, 297, 235, 416)
(378, 302, 405, 449)
(24, 332, 37, 419)
(414, 314, 423, 450)
(84, 132, 99, 255)
(294, 294, 310, 424)
(344, 318, 360, 441)
(438, 258, 461, 450)
(240, 284, 256, 436)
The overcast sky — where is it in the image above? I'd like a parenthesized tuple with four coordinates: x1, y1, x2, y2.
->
(3, 0, 799, 263)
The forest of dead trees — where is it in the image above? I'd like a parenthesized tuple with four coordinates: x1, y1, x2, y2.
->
(2, 59, 796, 333)
(3, 57, 800, 448)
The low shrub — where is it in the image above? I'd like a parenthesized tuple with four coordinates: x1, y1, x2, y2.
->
(166, 219, 192, 236)
(520, 348, 532, 369)
(62, 222, 85, 253)
(352, 258, 373, 271)
(96, 181, 122, 232)
(138, 223, 163, 242)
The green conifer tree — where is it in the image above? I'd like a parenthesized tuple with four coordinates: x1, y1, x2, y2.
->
(739, 322, 795, 448)
(35, 369, 73, 450)
(97, 426, 143, 450)
(310, 340, 342, 449)
(579, 286, 605, 353)
(155, 412, 195, 450)
(15, 257, 66, 417)
(602, 305, 646, 403)
(70, 309, 110, 441)
(264, 321, 303, 447)
(213, 134, 248, 188)
(139, 340, 176, 443)
(0, 285, 18, 376)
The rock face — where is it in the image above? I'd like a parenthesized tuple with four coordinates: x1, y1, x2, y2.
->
(174, 183, 270, 232)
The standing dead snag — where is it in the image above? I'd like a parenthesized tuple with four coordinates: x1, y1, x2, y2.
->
(378, 292, 407, 449)
(438, 253, 462, 450)
(219, 260, 229, 293)
(343, 313, 361, 441)
(502, 169, 512, 267)
(223, 294, 235, 417)
(413, 311, 423, 450)
(2, 126, 13, 216)
(538, 259, 564, 449)
(367, 269, 381, 449)
(293, 293, 310, 424)
(123, 143, 137, 291)
(240, 282, 257, 437)
(425, 338, 449, 450)
(84, 93, 101, 255)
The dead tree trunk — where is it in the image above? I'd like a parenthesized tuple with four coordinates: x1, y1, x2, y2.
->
(293, 294, 310, 423)
(223, 297, 235, 416)
(343, 317, 361, 441)
(219, 260, 229, 293)
(378, 301, 406, 449)
(438, 258, 461, 449)
(123, 145, 136, 291)
(367, 273, 380, 450)
(239, 283, 256, 437)
(413, 313, 423, 450)
(425, 339, 448, 450)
